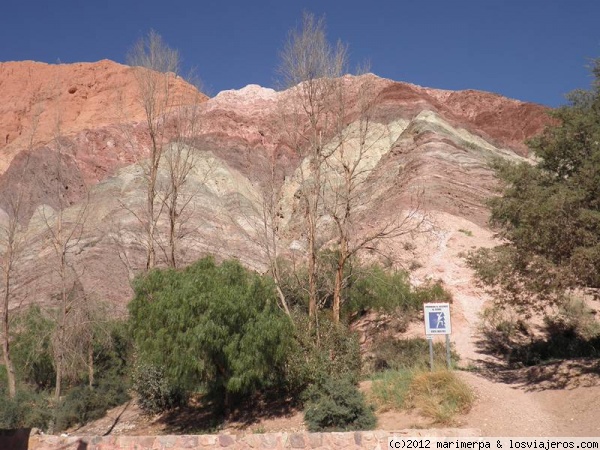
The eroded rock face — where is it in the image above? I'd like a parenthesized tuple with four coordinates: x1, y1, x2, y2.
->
(0, 61, 551, 310)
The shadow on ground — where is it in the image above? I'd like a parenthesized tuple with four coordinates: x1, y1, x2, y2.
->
(157, 392, 300, 434)
(470, 327, 600, 391)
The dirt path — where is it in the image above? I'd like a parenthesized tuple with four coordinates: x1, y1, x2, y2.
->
(417, 214, 600, 437)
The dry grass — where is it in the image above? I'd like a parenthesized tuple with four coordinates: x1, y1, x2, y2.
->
(408, 370, 474, 425)
(370, 369, 474, 425)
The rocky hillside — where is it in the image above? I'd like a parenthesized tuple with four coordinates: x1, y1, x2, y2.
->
(0, 60, 550, 311)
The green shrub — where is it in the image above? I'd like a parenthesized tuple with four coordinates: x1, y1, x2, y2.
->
(129, 257, 294, 410)
(132, 363, 187, 414)
(0, 389, 52, 429)
(11, 306, 55, 390)
(367, 337, 458, 374)
(285, 313, 361, 392)
(344, 267, 451, 325)
(303, 377, 376, 431)
(345, 266, 420, 318)
(56, 377, 131, 430)
(370, 369, 414, 411)
(415, 280, 453, 304)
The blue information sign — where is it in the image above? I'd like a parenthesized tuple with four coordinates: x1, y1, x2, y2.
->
(424, 303, 451, 335)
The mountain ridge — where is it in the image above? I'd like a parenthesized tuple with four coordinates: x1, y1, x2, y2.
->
(0, 60, 552, 310)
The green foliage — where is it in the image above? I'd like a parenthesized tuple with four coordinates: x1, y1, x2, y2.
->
(91, 318, 133, 384)
(303, 377, 376, 431)
(367, 337, 458, 374)
(4, 306, 132, 431)
(371, 369, 474, 425)
(345, 266, 419, 316)
(56, 379, 130, 430)
(129, 257, 294, 408)
(0, 389, 52, 429)
(370, 369, 414, 410)
(11, 306, 55, 390)
(469, 60, 600, 311)
(132, 363, 187, 414)
(285, 314, 362, 392)
(344, 266, 451, 325)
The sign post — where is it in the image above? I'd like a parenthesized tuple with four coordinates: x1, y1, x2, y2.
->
(423, 303, 452, 371)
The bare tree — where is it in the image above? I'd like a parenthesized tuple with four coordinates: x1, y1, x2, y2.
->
(239, 148, 292, 316)
(0, 113, 39, 398)
(156, 95, 205, 268)
(277, 12, 347, 323)
(40, 120, 90, 402)
(324, 74, 426, 322)
(126, 30, 180, 271)
(58, 296, 113, 389)
(277, 14, 428, 323)
(0, 198, 21, 399)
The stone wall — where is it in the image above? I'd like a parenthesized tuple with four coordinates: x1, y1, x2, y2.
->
(28, 429, 479, 450)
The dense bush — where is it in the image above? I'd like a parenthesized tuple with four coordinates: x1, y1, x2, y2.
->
(345, 267, 451, 324)
(0, 389, 52, 429)
(11, 306, 55, 390)
(129, 257, 294, 410)
(2, 306, 132, 431)
(280, 254, 451, 321)
(345, 266, 419, 316)
(303, 377, 376, 431)
(56, 378, 131, 430)
(468, 60, 600, 311)
(285, 313, 362, 393)
(132, 363, 187, 414)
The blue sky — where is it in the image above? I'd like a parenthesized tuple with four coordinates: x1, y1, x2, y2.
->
(1, 0, 599, 106)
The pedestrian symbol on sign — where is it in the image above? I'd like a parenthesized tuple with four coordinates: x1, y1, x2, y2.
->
(429, 311, 445, 330)
(424, 303, 451, 335)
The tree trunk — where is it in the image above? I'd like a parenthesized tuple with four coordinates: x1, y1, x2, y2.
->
(168, 192, 177, 268)
(332, 236, 348, 323)
(1, 309, 16, 399)
(333, 260, 343, 323)
(146, 180, 157, 270)
(307, 209, 318, 324)
(88, 342, 94, 389)
(54, 252, 67, 402)
(2, 240, 17, 398)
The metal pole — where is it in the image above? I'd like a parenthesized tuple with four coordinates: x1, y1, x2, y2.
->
(428, 336, 434, 372)
(445, 333, 451, 370)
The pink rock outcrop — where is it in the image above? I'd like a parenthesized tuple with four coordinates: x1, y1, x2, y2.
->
(0, 61, 553, 310)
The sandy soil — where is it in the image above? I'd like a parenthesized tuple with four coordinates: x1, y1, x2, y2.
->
(414, 214, 600, 437)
